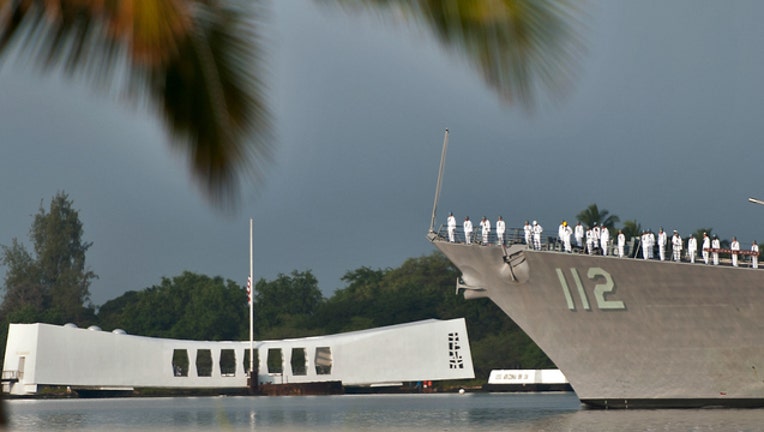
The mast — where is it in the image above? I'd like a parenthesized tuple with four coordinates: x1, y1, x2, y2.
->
(249, 218, 254, 383)
(429, 129, 449, 234)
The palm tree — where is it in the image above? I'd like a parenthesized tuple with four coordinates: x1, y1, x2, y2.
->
(0, 0, 582, 206)
(328, 0, 583, 106)
(576, 203, 620, 230)
(620, 219, 642, 241)
(0, 0, 272, 208)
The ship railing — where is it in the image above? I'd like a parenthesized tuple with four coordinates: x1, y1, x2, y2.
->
(433, 225, 542, 248)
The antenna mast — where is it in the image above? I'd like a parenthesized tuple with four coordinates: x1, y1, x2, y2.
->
(429, 129, 449, 233)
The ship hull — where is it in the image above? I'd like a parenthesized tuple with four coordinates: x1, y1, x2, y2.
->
(432, 239, 764, 408)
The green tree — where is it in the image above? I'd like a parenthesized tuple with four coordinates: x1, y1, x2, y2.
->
(253, 270, 324, 338)
(691, 228, 714, 243)
(98, 271, 246, 341)
(576, 203, 620, 230)
(620, 220, 642, 241)
(1, 192, 97, 323)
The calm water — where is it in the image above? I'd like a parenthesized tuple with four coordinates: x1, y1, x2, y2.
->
(6, 392, 764, 432)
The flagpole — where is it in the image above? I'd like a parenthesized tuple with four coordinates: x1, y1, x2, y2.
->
(249, 218, 254, 387)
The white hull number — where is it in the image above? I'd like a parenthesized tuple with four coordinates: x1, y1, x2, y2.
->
(555, 267, 625, 311)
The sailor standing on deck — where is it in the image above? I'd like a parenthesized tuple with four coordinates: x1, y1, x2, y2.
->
(752, 241, 759, 269)
(496, 216, 506, 246)
(592, 223, 601, 254)
(672, 230, 682, 262)
(600, 226, 610, 256)
(447, 212, 456, 242)
(648, 230, 656, 259)
(617, 230, 626, 258)
(463, 217, 473, 244)
(533, 220, 543, 250)
(574, 221, 584, 249)
(641, 230, 650, 260)
(702, 232, 711, 264)
(480, 216, 491, 245)
(524, 221, 532, 247)
(712, 235, 721, 265)
(687, 234, 697, 263)
(731, 237, 740, 267)
(562, 221, 573, 253)
(658, 228, 667, 261)
(586, 226, 594, 254)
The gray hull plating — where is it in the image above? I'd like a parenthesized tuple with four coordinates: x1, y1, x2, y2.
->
(432, 240, 764, 408)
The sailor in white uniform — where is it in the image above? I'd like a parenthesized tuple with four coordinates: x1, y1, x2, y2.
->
(574, 221, 584, 249)
(524, 221, 532, 247)
(658, 228, 667, 261)
(592, 223, 601, 254)
(648, 230, 656, 259)
(702, 232, 711, 264)
(447, 212, 456, 242)
(641, 230, 650, 260)
(532, 220, 543, 250)
(463, 216, 473, 245)
(752, 241, 759, 269)
(711, 235, 720, 265)
(480, 216, 491, 245)
(586, 227, 595, 255)
(671, 230, 682, 262)
(600, 226, 610, 256)
(731, 237, 740, 267)
(617, 230, 626, 258)
(562, 221, 573, 253)
(687, 234, 697, 263)
(496, 216, 506, 246)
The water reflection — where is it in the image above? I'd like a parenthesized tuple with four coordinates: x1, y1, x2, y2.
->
(11, 394, 764, 432)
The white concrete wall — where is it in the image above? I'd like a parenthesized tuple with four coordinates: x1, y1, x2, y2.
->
(3, 319, 474, 395)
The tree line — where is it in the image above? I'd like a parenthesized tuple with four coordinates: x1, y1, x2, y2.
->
(0, 192, 549, 381)
(5, 195, 751, 380)
(9, 196, 739, 381)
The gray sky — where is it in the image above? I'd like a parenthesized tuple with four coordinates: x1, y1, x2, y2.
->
(2, 1, 764, 307)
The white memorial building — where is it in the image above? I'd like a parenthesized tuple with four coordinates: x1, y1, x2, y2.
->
(2, 318, 474, 396)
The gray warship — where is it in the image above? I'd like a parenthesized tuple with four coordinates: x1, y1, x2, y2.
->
(427, 131, 764, 408)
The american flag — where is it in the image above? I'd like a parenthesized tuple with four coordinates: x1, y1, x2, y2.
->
(246, 276, 252, 305)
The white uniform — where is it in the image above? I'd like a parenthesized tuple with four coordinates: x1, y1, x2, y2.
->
(731, 238, 740, 267)
(496, 218, 506, 245)
(658, 230, 667, 261)
(563, 225, 573, 252)
(524, 222, 532, 247)
(712, 237, 720, 265)
(648, 232, 656, 259)
(447, 214, 456, 242)
(586, 228, 594, 255)
(617, 232, 626, 258)
(463, 218, 473, 244)
(480, 218, 491, 245)
(641, 232, 650, 259)
(752, 243, 759, 269)
(574, 223, 584, 248)
(532, 221, 543, 250)
(687, 236, 697, 263)
(600, 227, 610, 256)
(672, 232, 682, 262)
(702, 234, 711, 264)
(592, 226, 601, 252)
